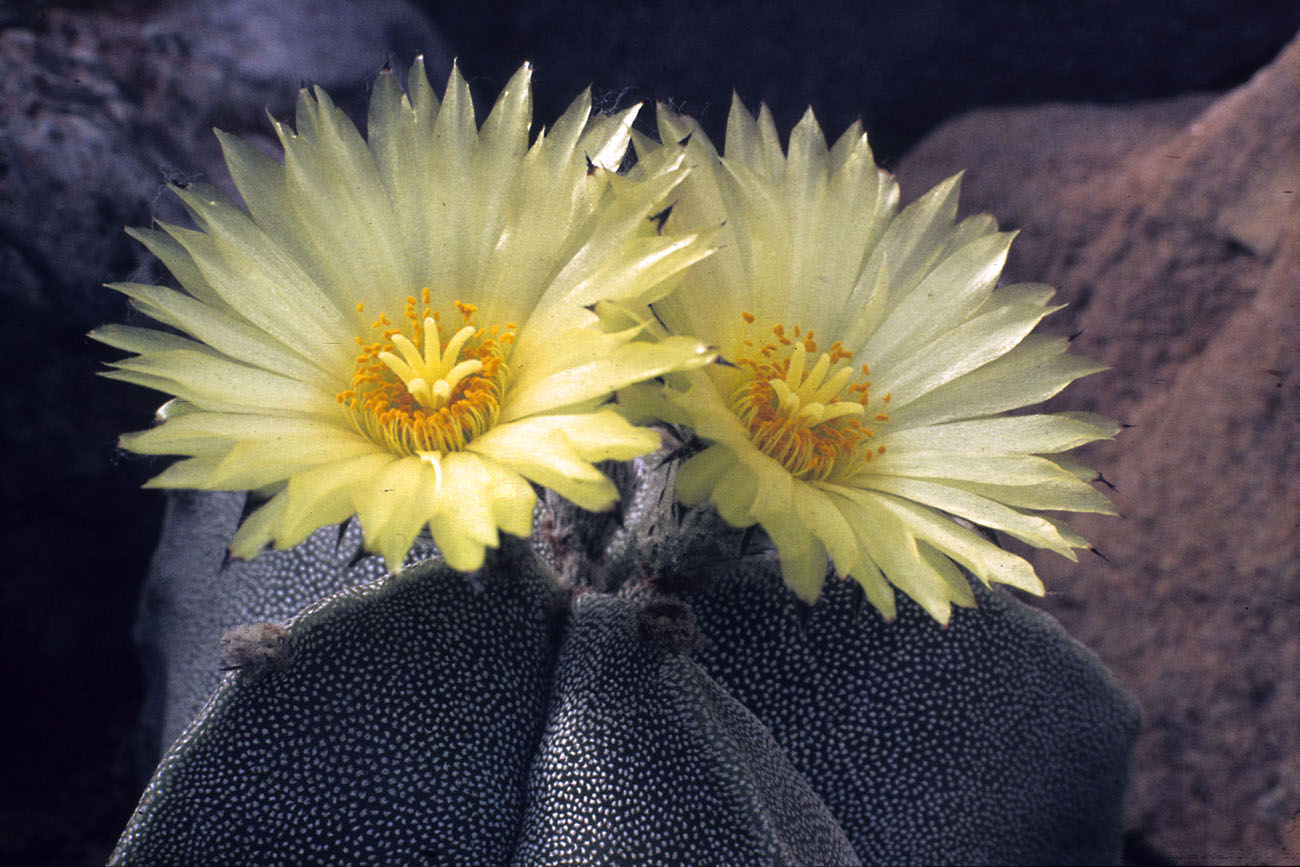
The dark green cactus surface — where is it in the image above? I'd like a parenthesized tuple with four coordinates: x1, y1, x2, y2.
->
(113, 476, 1138, 865)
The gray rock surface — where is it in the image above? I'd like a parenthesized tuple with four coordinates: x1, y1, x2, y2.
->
(1, 2, 448, 316)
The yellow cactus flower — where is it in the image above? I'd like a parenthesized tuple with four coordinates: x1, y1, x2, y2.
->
(619, 98, 1118, 624)
(94, 60, 717, 573)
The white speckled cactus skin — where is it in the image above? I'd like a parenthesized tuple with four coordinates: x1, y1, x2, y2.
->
(114, 458, 1138, 865)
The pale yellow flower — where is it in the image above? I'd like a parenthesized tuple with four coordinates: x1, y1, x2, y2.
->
(94, 60, 716, 572)
(619, 98, 1118, 623)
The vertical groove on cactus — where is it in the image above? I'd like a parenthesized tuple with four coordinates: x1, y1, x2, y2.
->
(512, 592, 860, 865)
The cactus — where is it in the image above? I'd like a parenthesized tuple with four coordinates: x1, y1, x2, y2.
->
(102, 58, 1137, 866)
(113, 457, 1138, 865)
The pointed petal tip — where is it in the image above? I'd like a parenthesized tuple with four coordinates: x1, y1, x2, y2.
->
(790, 584, 823, 606)
(505, 60, 534, 88)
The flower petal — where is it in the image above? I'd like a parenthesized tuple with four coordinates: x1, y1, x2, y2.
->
(676, 445, 737, 507)
(205, 432, 382, 490)
(830, 489, 959, 625)
(860, 230, 1013, 365)
(107, 282, 331, 387)
(143, 456, 227, 490)
(167, 185, 354, 372)
(426, 451, 534, 571)
(918, 541, 977, 609)
(947, 477, 1118, 516)
(845, 549, 898, 622)
(107, 349, 337, 417)
(865, 490, 1045, 597)
(503, 329, 714, 422)
(275, 87, 413, 314)
(874, 300, 1057, 407)
(855, 474, 1081, 559)
(793, 483, 861, 578)
(885, 335, 1106, 429)
(121, 411, 349, 455)
(880, 412, 1120, 455)
(864, 449, 1094, 487)
(469, 411, 658, 512)
(124, 226, 232, 314)
(229, 492, 288, 559)
(278, 452, 398, 548)
(352, 456, 439, 572)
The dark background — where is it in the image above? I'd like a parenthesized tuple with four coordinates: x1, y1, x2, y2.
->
(3, 1, 1298, 863)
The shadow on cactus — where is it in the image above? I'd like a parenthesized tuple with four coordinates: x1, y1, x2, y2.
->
(101, 59, 1138, 865)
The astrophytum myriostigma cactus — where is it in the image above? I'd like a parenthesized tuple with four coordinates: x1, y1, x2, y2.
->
(114, 451, 1136, 865)
(105, 59, 1137, 866)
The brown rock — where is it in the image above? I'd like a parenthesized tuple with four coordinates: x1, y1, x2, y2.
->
(898, 30, 1300, 867)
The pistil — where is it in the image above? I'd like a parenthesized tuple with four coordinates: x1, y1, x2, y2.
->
(727, 314, 888, 480)
(337, 289, 515, 456)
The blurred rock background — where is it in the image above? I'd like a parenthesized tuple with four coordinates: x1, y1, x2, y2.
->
(1, 1, 1296, 863)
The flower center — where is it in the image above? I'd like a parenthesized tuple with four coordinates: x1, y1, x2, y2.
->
(337, 288, 516, 457)
(727, 314, 890, 480)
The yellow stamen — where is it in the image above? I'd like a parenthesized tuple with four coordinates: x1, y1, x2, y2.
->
(727, 313, 889, 480)
(337, 291, 515, 455)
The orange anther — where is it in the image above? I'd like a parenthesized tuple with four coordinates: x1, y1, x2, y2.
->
(725, 320, 890, 481)
(340, 297, 514, 457)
